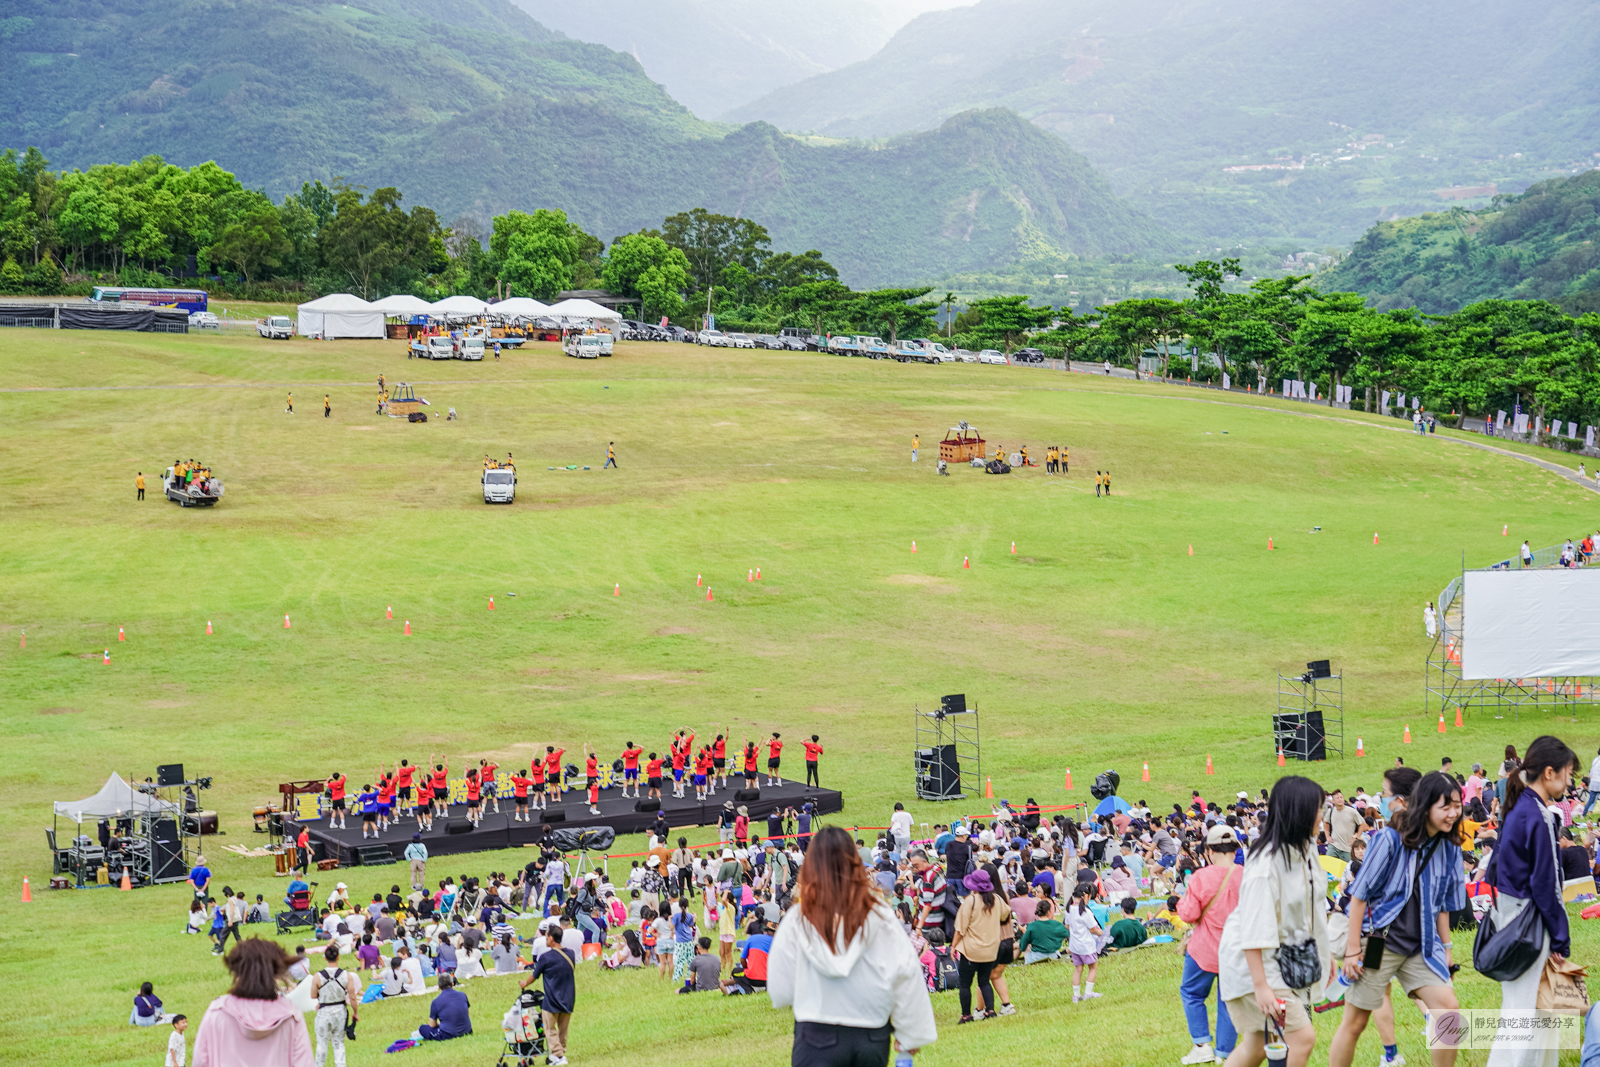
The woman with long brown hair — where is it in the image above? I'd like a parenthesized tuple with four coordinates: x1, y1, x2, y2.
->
(192, 937, 312, 1067)
(769, 825, 936, 1065)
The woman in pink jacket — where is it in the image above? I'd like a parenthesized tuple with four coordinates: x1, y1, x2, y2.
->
(1175, 825, 1244, 1065)
(193, 938, 313, 1067)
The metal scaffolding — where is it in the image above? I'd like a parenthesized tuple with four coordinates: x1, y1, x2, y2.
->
(1275, 673, 1344, 760)
(913, 699, 980, 801)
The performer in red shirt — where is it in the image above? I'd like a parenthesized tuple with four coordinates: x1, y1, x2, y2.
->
(743, 739, 759, 788)
(479, 759, 500, 814)
(671, 733, 691, 798)
(583, 743, 602, 815)
(766, 733, 784, 787)
(645, 753, 664, 802)
(529, 755, 547, 811)
(429, 755, 449, 819)
(508, 767, 534, 821)
(414, 774, 434, 832)
(465, 768, 482, 827)
(620, 742, 644, 798)
(694, 745, 714, 801)
(325, 771, 348, 829)
(376, 770, 395, 833)
(394, 760, 416, 819)
(543, 746, 565, 806)
(802, 735, 824, 787)
(712, 732, 728, 791)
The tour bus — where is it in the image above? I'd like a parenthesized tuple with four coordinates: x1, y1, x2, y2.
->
(90, 287, 209, 314)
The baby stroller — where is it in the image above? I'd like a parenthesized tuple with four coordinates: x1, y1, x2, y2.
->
(498, 988, 546, 1066)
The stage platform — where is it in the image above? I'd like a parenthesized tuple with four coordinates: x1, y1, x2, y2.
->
(288, 782, 844, 867)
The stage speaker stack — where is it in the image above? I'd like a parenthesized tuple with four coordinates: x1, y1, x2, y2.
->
(634, 799, 661, 812)
(1273, 712, 1327, 761)
(445, 819, 473, 835)
(734, 788, 760, 802)
(541, 810, 566, 824)
(156, 764, 185, 787)
(941, 693, 966, 715)
(915, 744, 961, 799)
(150, 819, 186, 882)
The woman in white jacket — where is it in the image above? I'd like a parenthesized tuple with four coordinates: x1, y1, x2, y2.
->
(1216, 775, 1331, 1067)
(769, 826, 937, 1065)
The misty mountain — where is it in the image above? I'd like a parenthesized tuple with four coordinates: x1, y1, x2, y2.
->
(728, 0, 1600, 246)
(507, 0, 969, 119)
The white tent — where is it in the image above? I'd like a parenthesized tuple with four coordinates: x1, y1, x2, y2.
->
(54, 772, 181, 824)
(369, 294, 435, 317)
(489, 297, 552, 318)
(545, 298, 622, 324)
(297, 293, 385, 339)
(430, 295, 490, 316)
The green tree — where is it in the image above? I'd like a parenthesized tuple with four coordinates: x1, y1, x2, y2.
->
(964, 294, 1054, 351)
(489, 208, 581, 301)
(206, 193, 290, 283)
(319, 185, 445, 299)
(662, 208, 771, 294)
(602, 232, 691, 322)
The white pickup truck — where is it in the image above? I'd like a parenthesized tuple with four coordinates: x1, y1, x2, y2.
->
(257, 315, 293, 340)
(564, 333, 610, 358)
(482, 466, 516, 503)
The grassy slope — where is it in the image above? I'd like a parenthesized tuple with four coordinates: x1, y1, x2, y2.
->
(4, 331, 1599, 1065)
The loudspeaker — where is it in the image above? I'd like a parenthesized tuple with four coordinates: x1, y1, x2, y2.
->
(940, 693, 966, 716)
(1306, 660, 1332, 679)
(633, 799, 661, 812)
(1273, 712, 1327, 761)
(156, 764, 185, 787)
(915, 744, 961, 798)
(150, 819, 185, 881)
(541, 810, 566, 824)
(445, 819, 474, 835)
(734, 788, 761, 802)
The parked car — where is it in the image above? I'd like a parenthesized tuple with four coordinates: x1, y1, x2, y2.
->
(729, 333, 757, 349)
(827, 334, 860, 356)
(780, 327, 818, 351)
(256, 315, 293, 339)
(912, 340, 956, 362)
(1014, 347, 1047, 364)
(697, 329, 730, 347)
(954, 349, 978, 363)
(458, 336, 485, 360)
(757, 334, 787, 350)
(892, 340, 933, 363)
(563, 333, 605, 358)
(189, 310, 220, 329)
(977, 349, 1007, 365)
(427, 336, 458, 360)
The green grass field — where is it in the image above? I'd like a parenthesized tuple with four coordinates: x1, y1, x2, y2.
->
(4, 330, 1599, 1066)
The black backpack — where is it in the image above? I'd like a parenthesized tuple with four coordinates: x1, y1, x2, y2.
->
(929, 946, 960, 992)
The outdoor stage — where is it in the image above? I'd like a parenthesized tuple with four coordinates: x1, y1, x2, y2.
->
(288, 781, 844, 867)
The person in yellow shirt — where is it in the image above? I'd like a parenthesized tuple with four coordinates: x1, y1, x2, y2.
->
(603, 443, 616, 469)
(1060, 445, 1069, 474)
(912, 434, 920, 464)
(286, 392, 294, 414)
(1151, 893, 1189, 935)
(1020, 444, 1030, 467)
(136, 472, 145, 501)
(1103, 470, 1111, 496)
(1095, 470, 1103, 497)
(324, 394, 331, 418)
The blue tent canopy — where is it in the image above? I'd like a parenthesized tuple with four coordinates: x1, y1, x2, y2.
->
(1093, 795, 1131, 817)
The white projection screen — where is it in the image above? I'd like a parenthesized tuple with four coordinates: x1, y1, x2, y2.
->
(1461, 569, 1600, 680)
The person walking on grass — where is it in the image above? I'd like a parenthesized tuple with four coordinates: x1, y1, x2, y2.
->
(1329, 770, 1466, 1067)
(1216, 775, 1329, 1067)
(286, 392, 294, 415)
(950, 867, 1011, 1023)
(768, 825, 936, 1065)
(1064, 882, 1103, 1002)
(323, 394, 330, 418)
(1177, 824, 1243, 1064)
(912, 434, 919, 463)
(1423, 601, 1437, 639)
(522, 930, 575, 1066)
(604, 441, 617, 469)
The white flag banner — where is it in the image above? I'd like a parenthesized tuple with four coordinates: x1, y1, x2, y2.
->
(1514, 414, 1529, 434)
(1569, 421, 1578, 439)
(1413, 396, 1421, 409)
(1222, 372, 1231, 390)
(1586, 426, 1595, 449)
(1311, 384, 1319, 400)
(1381, 390, 1391, 410)
(1282, 379, 1291, 397)
(1496, 410, 1507, 430)
(1397, 393, 1406, 408)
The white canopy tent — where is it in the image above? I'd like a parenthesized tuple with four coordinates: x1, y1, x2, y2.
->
(54, 773, 181, 824)
(369, 294, 435, 317)
(545, 298, 623, 333)
(489, 297, 552, 318)
(297, 293, 385, 339)
(430, 295, 490, 316)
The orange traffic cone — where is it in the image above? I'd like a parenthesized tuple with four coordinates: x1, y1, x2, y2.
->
(1356, 737, 1365, 757)
(748, 569, 754, 582)
(205, 620, 213, 635)
(911, 541, 917, 553)
(1373, 532, 1380, 545)
(706, 588, 713, 601)
(697, 574, 702, 586)
(1403, 725, 1412, 744)
(613, 583, 620, 596)
(20, 876, 31, 902)
(118, 626, 126, 642)
(404, 620, 411, 635)
(1277, 747, 1286, 767)
(1188, 544, 1194, 556)
(488, 597, 495, 610)
(963, 555, 970, 569)
(386, 605, 393, 619)
(1205, 753, 1214, 775)
(103, 649, 109, 665)
(1141, 761, 1150, 782)
(1503, 525, 1508, 536)
(755, 568, 761, 580)
(284, 614, 291, 629)
(1438, 714, 1447, 734)
(985, 776, 994, 799)
(1268, 537, 1274, 550)
(120, 869, 131, 891)
(1011, 541, 1017, 555)
(1065, 767, 1072, 790)
(1455, 707, 1463, 728)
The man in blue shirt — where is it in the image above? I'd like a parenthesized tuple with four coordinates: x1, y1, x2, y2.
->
(523, 943, 576, 1066)
(283, 875, 309, 908)
(187, 857, 211, 901)
(415, 974, 471, 1041)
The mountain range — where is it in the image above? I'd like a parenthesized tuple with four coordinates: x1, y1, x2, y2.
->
(729, 0, 1600, 246)
(1, 0, 1164, 286)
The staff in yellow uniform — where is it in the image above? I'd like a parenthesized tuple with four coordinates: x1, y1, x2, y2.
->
(136, 471, 145, 501)
(912, 434, 920, 464)
(324, 394, 331, 418)
(286, 392, 294, 414)
(1061, 445, 1069, 474)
